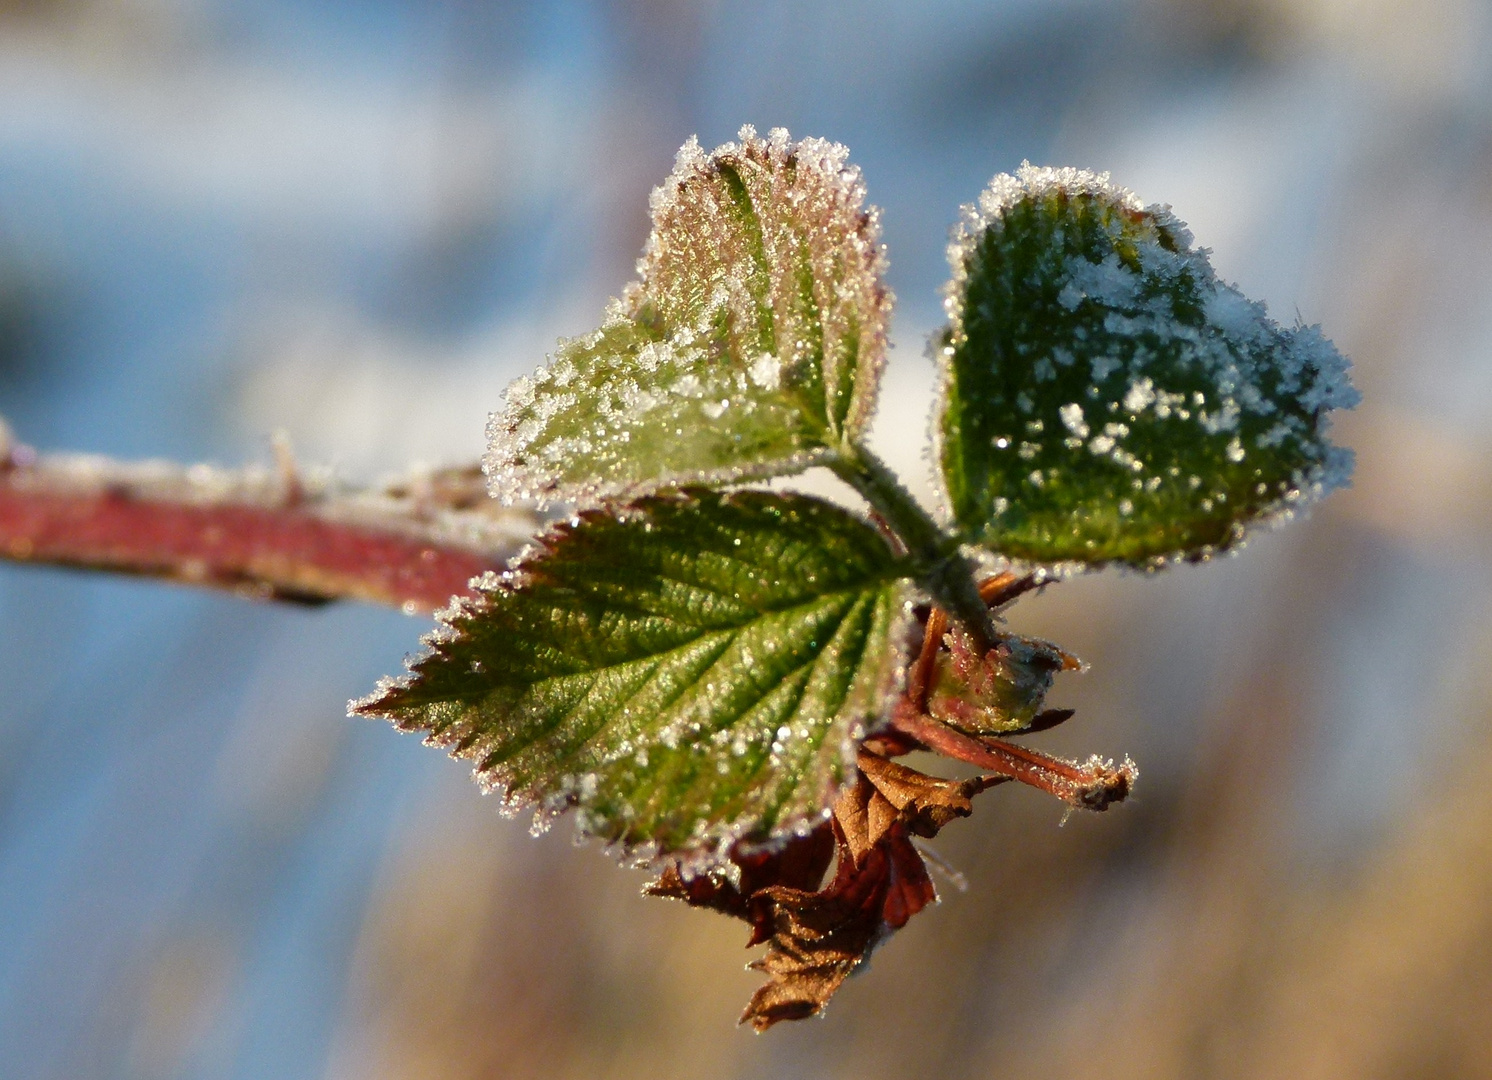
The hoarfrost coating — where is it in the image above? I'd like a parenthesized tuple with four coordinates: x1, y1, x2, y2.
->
(934, 162, 1359, 566)
(484, 126, 893, 510)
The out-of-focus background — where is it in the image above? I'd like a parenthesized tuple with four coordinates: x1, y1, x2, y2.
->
(0, 0, 1489, 1077)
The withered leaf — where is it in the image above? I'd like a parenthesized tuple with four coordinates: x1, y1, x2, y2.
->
(834, 749, 1006, 866)
(645, 822, 836, 946)
(648, 751, 1008, 1029)
(743, 823, 934, 1029)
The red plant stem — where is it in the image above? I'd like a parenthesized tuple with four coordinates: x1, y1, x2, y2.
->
(0, 431, 538, 613)
(890, 704, 1135, 811)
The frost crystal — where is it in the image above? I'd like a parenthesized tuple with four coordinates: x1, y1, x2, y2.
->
(485, 127, 893, 508)
(353, 490, 915, 864)
(934, 162, 1359, 566)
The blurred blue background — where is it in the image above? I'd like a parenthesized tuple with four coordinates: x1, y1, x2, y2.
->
(2, 1, 1492, 1077)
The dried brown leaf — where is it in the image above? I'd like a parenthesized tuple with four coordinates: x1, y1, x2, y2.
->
(645, 822, 836, 947)
(646, 750, 1014, 1028)
(742, 823, 934, 1029)
(857, 749, 1008, 839)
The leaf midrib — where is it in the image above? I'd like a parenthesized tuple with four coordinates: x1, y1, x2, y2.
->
(575, 588, 880, 829)
(511, 577, 891, 683)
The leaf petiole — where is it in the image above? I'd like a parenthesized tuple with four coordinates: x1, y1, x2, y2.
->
(829, 443, 996, 648)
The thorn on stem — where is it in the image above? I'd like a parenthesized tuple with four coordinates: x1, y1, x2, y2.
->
(977, 570, 1045, 609)
(1008, 707, 1077, 735)
(270, 429, 304, 507)
(905, 605, 948, 712)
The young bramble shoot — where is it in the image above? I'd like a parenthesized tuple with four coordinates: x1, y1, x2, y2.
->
(356, 129, 1357, 1028)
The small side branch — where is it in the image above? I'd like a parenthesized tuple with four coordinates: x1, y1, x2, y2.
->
(0, 423, 538, 613)
(891, 703, 1136, 812)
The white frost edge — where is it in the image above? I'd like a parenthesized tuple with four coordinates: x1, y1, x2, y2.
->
(350, 500, 922, 876)
(484, 124, 892, 509)
(926, 162, 1358, 571)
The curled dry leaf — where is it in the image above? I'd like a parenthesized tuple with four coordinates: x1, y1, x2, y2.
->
(741, 821, 934, 1029)
(833, 749, 1007, 867)
(647, 749, 1008, 1029)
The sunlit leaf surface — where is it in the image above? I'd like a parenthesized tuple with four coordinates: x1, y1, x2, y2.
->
(486, 127, 892, 507)
(355, 490, 913, 860)
(936, 165, 1358, 566)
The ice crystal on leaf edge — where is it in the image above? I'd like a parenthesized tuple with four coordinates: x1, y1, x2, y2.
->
(483, 125, 893, 513)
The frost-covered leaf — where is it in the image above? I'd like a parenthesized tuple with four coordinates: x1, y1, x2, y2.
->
(487, 126, 892, 507)
(354, 489, 914, 860)
(936, 164, 1359, 566)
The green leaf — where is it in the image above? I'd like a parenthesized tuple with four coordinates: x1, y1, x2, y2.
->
(353, 489, 914, 860)
(486, 126, 892, 508)
(936, 165, 1358, 567)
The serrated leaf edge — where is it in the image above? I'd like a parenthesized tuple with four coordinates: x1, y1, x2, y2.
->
(351, 490, 919, 873)
(484, 125, 893, 510)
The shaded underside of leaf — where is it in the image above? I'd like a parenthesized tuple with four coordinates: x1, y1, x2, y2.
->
(355, 489, 915, 861)
(936, 164, 1358, 567)
(486, 126, 893, 508)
